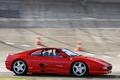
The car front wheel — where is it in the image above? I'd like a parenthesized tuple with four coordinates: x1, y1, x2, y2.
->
(72, 61, 88, 76)
(12, 60, 27, 75)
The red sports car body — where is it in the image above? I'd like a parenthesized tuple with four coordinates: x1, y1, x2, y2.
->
(5, 48, 112, 76)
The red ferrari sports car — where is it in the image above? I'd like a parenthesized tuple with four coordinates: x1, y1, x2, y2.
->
(5, 47, 112, 76)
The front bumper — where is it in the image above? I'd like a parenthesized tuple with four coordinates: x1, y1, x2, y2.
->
(103, 66, 112, 74)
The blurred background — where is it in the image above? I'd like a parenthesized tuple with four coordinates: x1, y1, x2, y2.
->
(0, 0, 120, 74)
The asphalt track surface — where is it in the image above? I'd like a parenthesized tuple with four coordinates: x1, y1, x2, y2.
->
(0, 72, 120, 80)
(0, 28, 120, 80)
(0, 0, 120, 80)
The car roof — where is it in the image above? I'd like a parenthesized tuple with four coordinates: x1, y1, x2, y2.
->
(34, 47, 61, 50)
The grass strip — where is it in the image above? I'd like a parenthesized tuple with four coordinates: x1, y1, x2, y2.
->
(0, 78, 55, 80)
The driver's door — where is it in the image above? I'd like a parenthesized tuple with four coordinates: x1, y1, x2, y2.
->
(38, 49, 71, 74)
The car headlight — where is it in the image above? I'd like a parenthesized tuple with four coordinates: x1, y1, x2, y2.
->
(103, 66, 107, 69)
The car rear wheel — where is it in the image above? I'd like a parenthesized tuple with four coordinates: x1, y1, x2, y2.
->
(12, 60, 27, 75)
(72, 61, 88, 76)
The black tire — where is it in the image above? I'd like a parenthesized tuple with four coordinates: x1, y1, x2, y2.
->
(12, 60, 27, 75)
(72, 61, 88, 76)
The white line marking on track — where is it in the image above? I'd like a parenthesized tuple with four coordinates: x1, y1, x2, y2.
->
(113, 67, 120, 69)
(85, 53, 95, 56)
(21, 45, 31, 47)
(5, 42, 15, 45)
(102, 55, 113, 58)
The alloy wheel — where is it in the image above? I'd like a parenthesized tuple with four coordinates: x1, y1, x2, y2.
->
(13, 60, 27, 75)
(72, 61, 87, 76)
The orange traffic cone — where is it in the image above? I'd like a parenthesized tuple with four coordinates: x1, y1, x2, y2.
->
(75, 39, 82, 51)
(35, 36, 41, 45)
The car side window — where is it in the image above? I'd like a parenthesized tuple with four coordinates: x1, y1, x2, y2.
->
(42, 49, 52, 56)
(31, 49, 61, 57)
(41, 49, 60, 57)
(54, 50, 60, 57)
(31, 50, 42, 56)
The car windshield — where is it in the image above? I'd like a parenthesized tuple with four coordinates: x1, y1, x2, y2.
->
(61, 48, 79, 57)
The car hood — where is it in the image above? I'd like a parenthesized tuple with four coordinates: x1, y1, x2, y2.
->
(73, 56, 111, 66)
